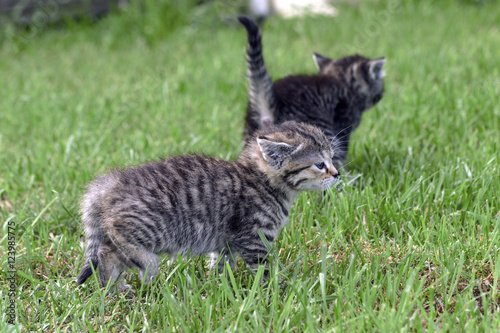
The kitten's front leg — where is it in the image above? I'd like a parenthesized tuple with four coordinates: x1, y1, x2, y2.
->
(237, 241, 271, 281)
(209, 252, 219, 270)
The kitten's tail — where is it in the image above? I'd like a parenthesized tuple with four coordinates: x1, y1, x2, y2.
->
(77, 191, 104, 285)
(77, 257, 98, 285)
(238, 16, 276, 130)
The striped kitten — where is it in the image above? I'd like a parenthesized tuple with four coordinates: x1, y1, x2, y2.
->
(238, 16, 386, 170)
(77, 121, 339, 293)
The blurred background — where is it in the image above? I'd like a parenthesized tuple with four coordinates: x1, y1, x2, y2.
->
(1, 0, 336, 29)
(0, 0, 492, 42)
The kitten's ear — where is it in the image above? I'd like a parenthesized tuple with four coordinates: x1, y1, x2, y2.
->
(368, 58, 386, 80)
(313, 53, 332, 71)
(257, 137, 301, 169)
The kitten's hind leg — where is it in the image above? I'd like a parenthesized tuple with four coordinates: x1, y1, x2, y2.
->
(115, 242, 159, 285)
(98, 244, 132, 294)
(137, 252, 159, 285)
(109, 229, 159, 285)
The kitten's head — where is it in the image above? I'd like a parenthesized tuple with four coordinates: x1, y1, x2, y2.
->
(313, 53, 386, 109)
(251, 121, 339, 192)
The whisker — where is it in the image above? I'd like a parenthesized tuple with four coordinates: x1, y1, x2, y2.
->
(329, 125, 354, 141)
(330, 143, 348, 151)
(332, 145, 348, 150)
(340, 159, 355, 169)
(346, 173, 362, 186)
(330, 137, 349, 147)
(329, 137, 349, 147)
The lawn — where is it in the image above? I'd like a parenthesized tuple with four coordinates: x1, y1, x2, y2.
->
(1, 0, 499, 331)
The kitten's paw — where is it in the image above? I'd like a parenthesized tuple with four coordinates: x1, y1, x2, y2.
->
(120, 284, 136, 297)
(208, 252, 219, 270)
(103, 282, 135, 297)
(279, 279, 288, 291)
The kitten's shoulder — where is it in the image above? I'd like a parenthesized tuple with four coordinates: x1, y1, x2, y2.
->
(274, 74, 339, 90)
(273, 74, 344, 102)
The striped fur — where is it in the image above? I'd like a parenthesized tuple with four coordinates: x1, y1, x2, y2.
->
(238, 16, 276, 129)
(238, 16, 386, 170)
(77, 121, 338, 293)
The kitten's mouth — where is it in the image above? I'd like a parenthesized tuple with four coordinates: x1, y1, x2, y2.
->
(372, 93, 383, 104)
(321, 176, 339, 191)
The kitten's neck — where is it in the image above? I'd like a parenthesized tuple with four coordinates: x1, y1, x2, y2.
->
(238, 144, 298, 204)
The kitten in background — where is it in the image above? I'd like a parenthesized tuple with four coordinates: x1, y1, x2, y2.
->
(238, 16, 385, 172)
(77, 121, 339, 294)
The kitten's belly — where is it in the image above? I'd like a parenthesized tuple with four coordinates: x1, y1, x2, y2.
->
(158, 221, 225, 257)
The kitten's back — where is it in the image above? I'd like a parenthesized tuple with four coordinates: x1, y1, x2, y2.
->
(83, 155, 288, 256)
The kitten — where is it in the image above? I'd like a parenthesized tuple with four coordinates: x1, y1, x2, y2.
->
(238, 16, 386, 171)
(77, 121, 339, 293)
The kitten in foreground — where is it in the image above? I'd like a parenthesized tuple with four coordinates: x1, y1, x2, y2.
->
(238, 16, 386, 171)
(77, 121, 339, 294)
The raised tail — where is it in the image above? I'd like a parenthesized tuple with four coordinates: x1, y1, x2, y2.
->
(238, 16, 276, 135)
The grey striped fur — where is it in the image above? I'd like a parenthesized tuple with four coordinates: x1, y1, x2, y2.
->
(77, 121, 339, 293)
(238, 16, 386, 170)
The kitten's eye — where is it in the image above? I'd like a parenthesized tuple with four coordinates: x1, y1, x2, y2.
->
(315, 162, 325, 170)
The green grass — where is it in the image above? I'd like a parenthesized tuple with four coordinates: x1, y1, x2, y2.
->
(1, 0, 500, 331)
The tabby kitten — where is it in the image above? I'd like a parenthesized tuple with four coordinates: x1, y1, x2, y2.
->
(238, 16, 386, 170)
(77, 121, 338, 293)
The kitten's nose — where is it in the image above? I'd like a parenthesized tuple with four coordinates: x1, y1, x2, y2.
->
(329, 166, 339, 178)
